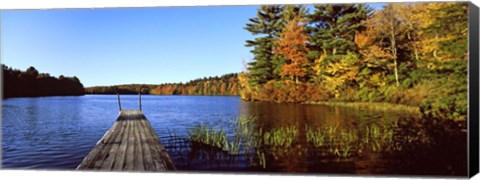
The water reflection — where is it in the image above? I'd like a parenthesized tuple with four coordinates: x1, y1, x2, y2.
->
(2, 95, 466, 176)
(165, 100, 466, 176)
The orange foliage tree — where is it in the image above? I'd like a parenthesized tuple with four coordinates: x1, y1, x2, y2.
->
(274, 17, 309, 84)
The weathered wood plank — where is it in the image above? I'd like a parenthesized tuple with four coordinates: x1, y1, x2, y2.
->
(124, 117, 136, 171)
(112, 116, 132, 171)
(140, 118, 176, 170)
(76, 110, 175, 171)
(77, 113, 122, 169)
(133, 117, 145, 171)
(98, 118, 127, 170)
(138, 117, 155, 171)
(91, 119, 126, 169)
(138, 116, 164, 170)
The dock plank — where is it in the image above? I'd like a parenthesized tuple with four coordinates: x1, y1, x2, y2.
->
(92, 120, 126, 169)
(98, 118, 126, 170)
(111, 114, 131, 171)
(138, 117, 155, 171)
(77, 120, 121, 169)
(124, 117, 136, 171)
(133, 117, 145, 171)
(76, 110, 175, 171)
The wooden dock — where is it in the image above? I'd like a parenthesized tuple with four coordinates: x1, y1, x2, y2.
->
(77, 94, 175, 171)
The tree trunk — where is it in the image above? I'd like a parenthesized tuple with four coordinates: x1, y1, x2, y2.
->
(414, 49, 419, 60)
(394, 58, 399, 87)
(390, 24, 400, 87)
(433, 34, 439, 59)
(294, 61, 299, 84)
(406, 25, 419, 61)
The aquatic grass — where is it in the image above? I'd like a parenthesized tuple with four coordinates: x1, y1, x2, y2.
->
(257, 151, 266, 169)
(229, 141, 240, 155)
(305, 124, 404, 158)
(262, 126, 298, 147)
(340, 144, 352, 158)
(306, 126, 325, 147)
(236, 115, 256, 126)
(233, 115, 256, 140)
(188, 115, 258, 155)
(370, 124, 381, 139)
(188, 124, 229, 151)
(307, 101, 421, 117)
(184, 113, 428, 165)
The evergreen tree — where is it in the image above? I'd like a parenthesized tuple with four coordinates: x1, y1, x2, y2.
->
(244, 5, 284, 85)
(282, 5, 308, 22)
(308, 4, 372, 56)
(423, 2, 468, 61)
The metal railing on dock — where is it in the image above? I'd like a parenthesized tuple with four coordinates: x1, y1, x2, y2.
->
(116, 93, 142, 111)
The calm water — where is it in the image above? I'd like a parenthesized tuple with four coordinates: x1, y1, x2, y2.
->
(1, 95, 467, 176)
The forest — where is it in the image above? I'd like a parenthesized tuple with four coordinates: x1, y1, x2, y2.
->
(2, 65, 85, 98)
(85, 73, 239, 96)
(238, 2, 468, 123)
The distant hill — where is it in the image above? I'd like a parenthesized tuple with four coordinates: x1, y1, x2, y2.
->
(2, 64, 85, 98)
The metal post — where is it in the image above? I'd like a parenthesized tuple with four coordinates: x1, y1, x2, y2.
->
(139, 93, 142, 111)
(117, 93, 122, 111)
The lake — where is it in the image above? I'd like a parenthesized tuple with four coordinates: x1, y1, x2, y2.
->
(1, 95, 467, 176)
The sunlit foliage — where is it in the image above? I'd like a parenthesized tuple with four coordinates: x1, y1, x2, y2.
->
(85, 73, 240, 96)
(240, 2, 468, 123)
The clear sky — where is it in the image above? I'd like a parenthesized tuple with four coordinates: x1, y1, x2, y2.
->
(1, 4, 385, 87)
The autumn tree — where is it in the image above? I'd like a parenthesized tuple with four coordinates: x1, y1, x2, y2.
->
(366, 3, 413, 87)
(274, 17, 310, 84)
(270, 5, 309, 77)
(354, 31, 393, 90)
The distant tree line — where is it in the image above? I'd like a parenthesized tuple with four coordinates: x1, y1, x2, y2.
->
(85, 84, 156, 94)
(85, 73, 239, 96)
(2, 65, 85, 98)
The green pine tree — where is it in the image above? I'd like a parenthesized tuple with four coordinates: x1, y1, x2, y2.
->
(308, 4, 372, 56)
(426, 2, 468, 60)
(244, 5, 284, 85)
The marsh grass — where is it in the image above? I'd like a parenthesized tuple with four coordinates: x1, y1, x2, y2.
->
(188, 124, 229, 151)
(182, 114, 428, 168)
(262, 126, 298, 147)
(304, 123, 399, 158)
(307, 101, 421, 117)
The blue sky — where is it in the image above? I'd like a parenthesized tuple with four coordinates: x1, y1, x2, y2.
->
(1, 4, 385, 87)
